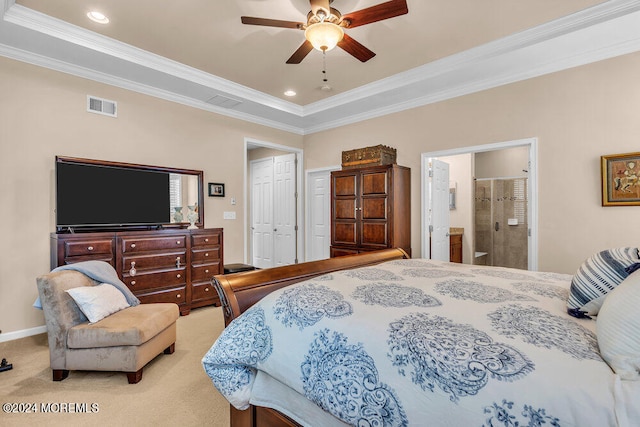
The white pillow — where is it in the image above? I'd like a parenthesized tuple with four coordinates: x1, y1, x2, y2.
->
(66, 283, 130, 323)
(597, 269, 640, 380)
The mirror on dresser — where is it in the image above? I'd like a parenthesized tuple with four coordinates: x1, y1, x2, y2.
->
(55, 156, 204, 231)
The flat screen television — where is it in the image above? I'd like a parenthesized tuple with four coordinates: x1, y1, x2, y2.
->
(56, 158, 171, 230)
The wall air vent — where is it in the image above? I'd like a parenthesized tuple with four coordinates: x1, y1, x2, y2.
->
(205, 95, 242, 109)
(87, 95, 117, 117)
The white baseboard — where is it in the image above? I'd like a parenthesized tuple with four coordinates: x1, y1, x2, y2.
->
(0, 325, 47, 343)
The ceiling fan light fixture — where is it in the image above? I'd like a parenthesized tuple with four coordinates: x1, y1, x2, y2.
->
(305, 22, 344, 52)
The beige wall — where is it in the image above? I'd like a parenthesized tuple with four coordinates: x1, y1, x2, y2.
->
(475, 146, 529, 179)
(4, 50, 640, 336)
(304, 51, 640, 275)
(0, 57, 303, 335)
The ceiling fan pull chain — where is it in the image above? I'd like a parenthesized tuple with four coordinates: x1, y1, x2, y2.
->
(322, 51, 328, 84)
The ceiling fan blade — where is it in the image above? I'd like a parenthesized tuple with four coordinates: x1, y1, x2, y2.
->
(341, 0, 408, 28)
(338, 34, 376, 62)
(309, 0, 331, 17)
(286, 40, 314, 64)
(241, 16, 303, 29)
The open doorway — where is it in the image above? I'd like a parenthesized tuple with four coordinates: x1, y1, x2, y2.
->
(422, 138, 538, 271)
(244, 138, 304, 267)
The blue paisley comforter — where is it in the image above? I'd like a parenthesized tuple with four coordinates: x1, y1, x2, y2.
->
(202, 259, 640, 426)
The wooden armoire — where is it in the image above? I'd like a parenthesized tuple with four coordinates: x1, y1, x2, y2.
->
(330, 164, 411, 257)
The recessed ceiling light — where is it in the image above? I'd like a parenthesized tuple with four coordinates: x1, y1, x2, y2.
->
(87, 11, 109, 24)
(284, 90, 296, 97)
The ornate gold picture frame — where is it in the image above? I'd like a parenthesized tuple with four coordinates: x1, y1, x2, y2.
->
(601, 152, 640, 206)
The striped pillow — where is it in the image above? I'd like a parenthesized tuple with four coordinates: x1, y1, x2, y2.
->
(567, 247, 640, 318)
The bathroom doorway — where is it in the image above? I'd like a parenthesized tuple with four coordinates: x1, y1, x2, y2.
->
(421, 138, 538, 271)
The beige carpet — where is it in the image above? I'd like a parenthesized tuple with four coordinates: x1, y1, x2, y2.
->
(0, 306, 230, 427)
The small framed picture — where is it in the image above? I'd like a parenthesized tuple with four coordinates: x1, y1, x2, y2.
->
(601, 152, 640, 206)
(208, 183, 225, 197)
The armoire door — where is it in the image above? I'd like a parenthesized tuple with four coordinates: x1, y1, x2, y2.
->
(359, 168, 389, 249)
(331, 170, 358, 246)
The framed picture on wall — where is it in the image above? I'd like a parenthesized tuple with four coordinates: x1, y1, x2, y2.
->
(601, 152, 640, 206)
(208, 183, 225, 197)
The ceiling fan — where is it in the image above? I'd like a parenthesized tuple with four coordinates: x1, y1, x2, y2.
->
(241, 0, 408, 64)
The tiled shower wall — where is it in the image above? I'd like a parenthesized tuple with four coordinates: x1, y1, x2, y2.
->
(474, 178, 528, 270)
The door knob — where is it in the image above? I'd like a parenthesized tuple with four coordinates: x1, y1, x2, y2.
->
(495, 222, 500, 231)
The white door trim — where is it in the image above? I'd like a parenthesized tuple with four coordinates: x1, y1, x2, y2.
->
(244, 137, 304, 264)
(305, 165, 341, 262)
(421, 137, 538, 270)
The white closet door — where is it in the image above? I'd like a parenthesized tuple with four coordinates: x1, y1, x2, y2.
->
(251, 158, 274, 269)
(273, 153, 297, 266)
(306, 169, 332, 261)
(430, 159, 451, 261)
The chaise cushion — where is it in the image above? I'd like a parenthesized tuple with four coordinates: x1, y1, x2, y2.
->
(67, 303, 179, 349)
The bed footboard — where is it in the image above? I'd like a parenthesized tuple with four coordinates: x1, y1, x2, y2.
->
(211, 248, 409, 427)
(213, 248, 409, 325)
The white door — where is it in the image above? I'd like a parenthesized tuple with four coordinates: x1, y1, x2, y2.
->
(251, 158, 274, 269)
(306, 169, 333, 261)
(273, 153, 297, 266)
(429, 159, 450, 261)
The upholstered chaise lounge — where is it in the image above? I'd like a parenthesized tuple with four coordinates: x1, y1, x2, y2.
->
(36, 269, 179, 384)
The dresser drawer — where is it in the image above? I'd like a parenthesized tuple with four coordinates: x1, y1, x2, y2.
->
(191, 262, 221, 282)
(192, 281, 216, 302)
(64, 239, 113, 257)
(122, 251, 187, 273)
(120, 235, 186, 254)
(123, 268, 186, 292)
(192, 233, 221, 247)
(137, 286, 186, 305)
(192, 247, 220, 263)
(64, 255, 115, 266)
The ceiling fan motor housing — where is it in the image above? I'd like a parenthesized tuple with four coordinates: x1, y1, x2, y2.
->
(240, 0, 408, 63)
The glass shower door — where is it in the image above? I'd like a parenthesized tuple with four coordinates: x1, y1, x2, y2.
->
(474, 178, 528, 270)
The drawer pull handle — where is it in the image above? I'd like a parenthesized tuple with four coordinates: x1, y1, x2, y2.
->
(87, 246, 94, 251)
(176, 294, 181, 299)
(176, 241, 181, 245)
(130, 243, 136, 249)
(176, 257, 181, 268)
(129, 261, 137, 276)
(205, 269, 209, 274)
(204, 238, 209, 242)
(205, 253, 209, 257)
(130, 280, 136, 286)
(205, 287, 210, 292)
(176, 274, 181, 278)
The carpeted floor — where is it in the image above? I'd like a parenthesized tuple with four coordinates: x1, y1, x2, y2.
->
(0, 306, 230, 427)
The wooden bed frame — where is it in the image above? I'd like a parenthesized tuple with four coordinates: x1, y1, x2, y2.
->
(212, 248, 409, 427)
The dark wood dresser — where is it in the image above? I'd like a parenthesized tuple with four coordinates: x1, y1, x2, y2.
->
(330, 164, 411, 257)
(51, 228, 223, 315)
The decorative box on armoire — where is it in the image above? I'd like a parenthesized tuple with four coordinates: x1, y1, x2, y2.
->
(330, 163, 411, 257)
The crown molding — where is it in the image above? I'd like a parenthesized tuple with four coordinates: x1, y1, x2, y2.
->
(304, 6, 640, 133)
(1, 0, 640, 135)
(0, 42, 306, 135)
(302, 0, 640, 116)
(2, 3, 304, 117)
